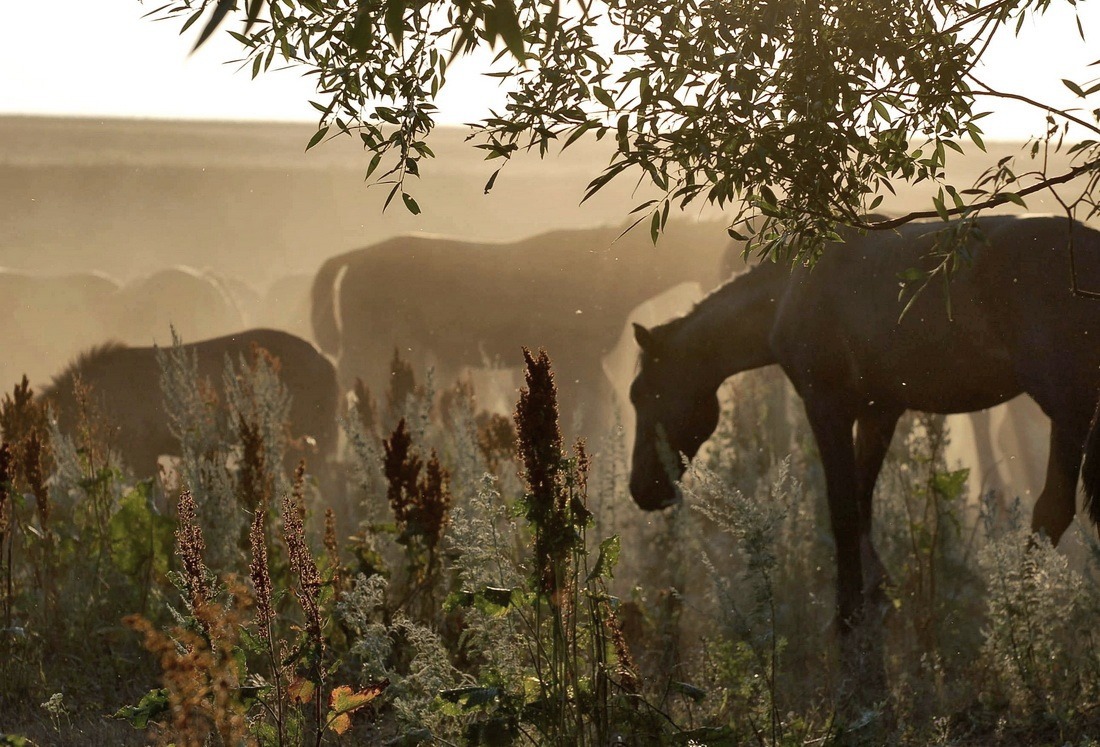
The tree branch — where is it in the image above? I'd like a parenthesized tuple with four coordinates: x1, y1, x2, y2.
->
(855, 156, 1100, 231)
(967, 75, 1100, 137)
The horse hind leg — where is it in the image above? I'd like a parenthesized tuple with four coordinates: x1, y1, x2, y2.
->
(854, 409, 903, 609)
(1030, 416, 1088, 545)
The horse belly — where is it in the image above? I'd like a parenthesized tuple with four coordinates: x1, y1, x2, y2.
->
(859, 342, 1019, 414)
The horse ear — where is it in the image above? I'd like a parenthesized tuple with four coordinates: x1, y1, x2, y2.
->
(633, 323, 656, 351)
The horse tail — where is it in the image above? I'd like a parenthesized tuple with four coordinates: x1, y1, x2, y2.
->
(311, 252, 350, 356)
(1084, 398, 1100, 527)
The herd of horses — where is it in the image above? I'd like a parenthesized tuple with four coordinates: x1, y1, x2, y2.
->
(24, 213, 1100, 686)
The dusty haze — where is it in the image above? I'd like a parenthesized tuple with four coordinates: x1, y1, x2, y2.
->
(0, 114, 1086, 506)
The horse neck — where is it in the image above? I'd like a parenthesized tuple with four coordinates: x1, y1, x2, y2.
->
(667, 265, 783, 389)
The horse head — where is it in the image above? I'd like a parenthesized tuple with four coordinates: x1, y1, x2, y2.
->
(629, 322, 721, 510)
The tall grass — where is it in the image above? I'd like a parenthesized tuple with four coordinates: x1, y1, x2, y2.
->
(1, 347, 1099, 745)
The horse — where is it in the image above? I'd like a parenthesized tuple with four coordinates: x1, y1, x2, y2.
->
(311, 220, 739, 434)
(0, 268, 121, 390)
(109, 266, 247, 346)
(629, 214, 1100, 679)
(43, 329, 339, 477)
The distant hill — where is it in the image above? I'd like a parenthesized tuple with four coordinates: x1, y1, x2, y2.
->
(0, 116, 1076, 284)
(0, 116, 657, 283)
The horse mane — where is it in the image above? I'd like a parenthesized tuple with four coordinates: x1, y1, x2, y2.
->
(657, 260, 777, 340)
(48, 341, 129, 393)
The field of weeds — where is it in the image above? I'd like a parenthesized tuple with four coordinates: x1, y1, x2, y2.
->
(0, 341, 1099, 746)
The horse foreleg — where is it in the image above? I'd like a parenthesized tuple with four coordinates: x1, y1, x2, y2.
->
(854, 410, 902, 607)
(805, 397, 888, 697)
(803, 398, 863, 635)
(1030, 418, 1087, 545)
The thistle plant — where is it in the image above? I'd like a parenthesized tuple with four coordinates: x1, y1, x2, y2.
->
(382, 418, 453, 622)
(384, 349, 423, 432)
(513, 348, 573, 600)
(351, 377, 379, 437)
(442, 347, 645, 745)
(0, 376, 52, 513)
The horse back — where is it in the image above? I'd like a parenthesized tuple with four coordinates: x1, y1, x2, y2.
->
(770, 216, 1100, 415)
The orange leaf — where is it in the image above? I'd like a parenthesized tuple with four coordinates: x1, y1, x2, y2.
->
(288, 677, 316, 705)
(328, 711, 352, 735)
(325, 680, 389, 734)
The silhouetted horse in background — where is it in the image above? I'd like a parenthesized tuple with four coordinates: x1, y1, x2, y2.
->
(109, 266, 246, 346)
(629, 215, 1100, 684)
(43, 329, 338, 477)
(311, 220, 739, 433)
(0, 269, 121, 389)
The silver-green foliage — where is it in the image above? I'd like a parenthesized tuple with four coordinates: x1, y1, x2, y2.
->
(339, 573, 463, 735)
(979, 518, 1100, 716)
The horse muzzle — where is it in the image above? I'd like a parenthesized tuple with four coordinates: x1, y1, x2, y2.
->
(629, 472, 682, 511)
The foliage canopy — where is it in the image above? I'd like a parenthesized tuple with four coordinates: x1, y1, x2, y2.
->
(147, 0, 1100, 256)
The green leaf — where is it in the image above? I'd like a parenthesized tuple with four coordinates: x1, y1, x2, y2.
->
(384, 0, 405, 48)
(439, 685, 502, 709)
(593, 87, 616, 109)
(193, 0, 235, 51)
(108, 485, 174, 580)
(587, 535, 621, 581)
(383, 183, 401, 211)
(670, 680, 707, 703)
(401, 193, 421, 215)
(1062, 78, 1086, 97)
(445, 585, 528, 616)
(0, 737, 35, 747)
(365, 152, 383, 180)
(967, 124, 985, 152)
(932, 468, 970, 501)
(483, 168, 501, 194)
(112, 688, 170, 729)
(490, 0, 525, 61)
(582, 161, 631, 203)
(244, 0, 264, 32)
(932, 190, 949, 221)
(306, 126, 329, 151)
(758, 184, 778, 209)
(562, 122, 595, 150)
(349, 5, 374, 53)
(543, 0, 560, 44)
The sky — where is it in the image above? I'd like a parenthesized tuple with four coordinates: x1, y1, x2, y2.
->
(2, 1, 1097, 141)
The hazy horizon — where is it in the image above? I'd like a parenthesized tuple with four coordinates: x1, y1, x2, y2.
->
(4, 2, 1099, 141)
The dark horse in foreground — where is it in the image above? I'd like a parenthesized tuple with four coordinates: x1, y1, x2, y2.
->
(629, 214, 1100, 682)
(44, 329, 339, 477)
